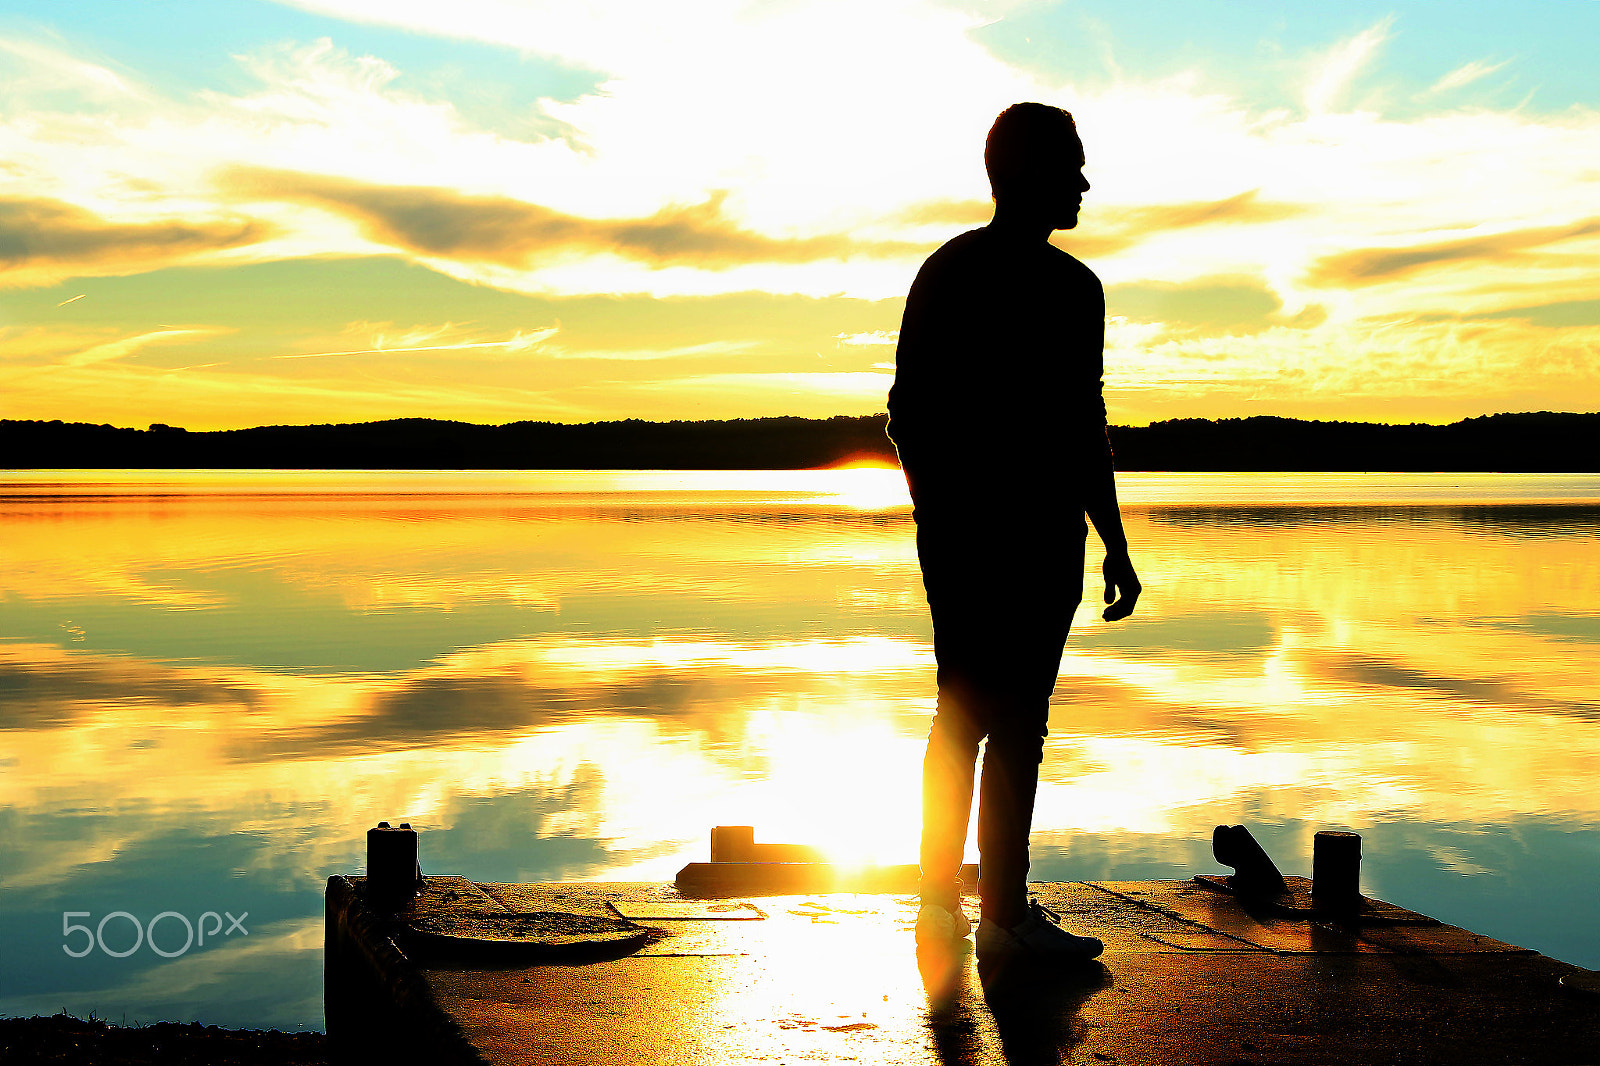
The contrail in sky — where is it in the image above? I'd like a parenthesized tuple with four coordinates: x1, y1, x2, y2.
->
(275, 328, 558, 360)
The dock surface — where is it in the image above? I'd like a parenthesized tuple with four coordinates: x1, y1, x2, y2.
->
(326, 876, 1600, 1065)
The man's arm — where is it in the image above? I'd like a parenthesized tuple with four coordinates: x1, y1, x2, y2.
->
(1081, 334, 1145, 624)
(1085, 430, 1141, 622)
(1076, 268, 1140, 622)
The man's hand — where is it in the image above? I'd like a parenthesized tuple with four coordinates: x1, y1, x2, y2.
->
(1101, 550, 1141, 622)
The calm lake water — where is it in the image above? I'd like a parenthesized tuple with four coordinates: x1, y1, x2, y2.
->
(2, 469, 1598, 1030)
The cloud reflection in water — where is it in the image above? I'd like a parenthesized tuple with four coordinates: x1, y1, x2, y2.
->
(2, 470, 1599, 1027)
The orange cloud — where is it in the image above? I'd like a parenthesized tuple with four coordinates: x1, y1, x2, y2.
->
(1103, 190, 1307, 232)
(219, 167, 930, 270)
(1308, 217, 1600, 286)
(894, 200, 993, 227)
(0, 197, 269, 287)
(896, 189, 1305, 259)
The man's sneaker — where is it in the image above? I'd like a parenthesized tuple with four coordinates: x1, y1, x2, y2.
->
(915, 902, 973, 944)
(976, 901, 1104, 962)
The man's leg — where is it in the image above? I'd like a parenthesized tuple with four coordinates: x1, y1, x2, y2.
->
(975, 710, 1048, 928)
(919, 679, 983, 911)
(915, 516, 990, 913)
(973, 529, 1086, 928)
(915, 516, 1082, 916)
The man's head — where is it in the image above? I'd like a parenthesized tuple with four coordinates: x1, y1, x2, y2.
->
(985, 102, 1088, 231)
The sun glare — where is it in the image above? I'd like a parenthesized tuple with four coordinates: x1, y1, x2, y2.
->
(815, 462, 912, 511)
(738, 708, 925, 869)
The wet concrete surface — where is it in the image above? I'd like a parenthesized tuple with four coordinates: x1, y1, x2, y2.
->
(326, 877, 1600, 1065)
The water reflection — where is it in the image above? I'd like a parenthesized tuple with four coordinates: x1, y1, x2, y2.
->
(1, 471, 1598, 1029)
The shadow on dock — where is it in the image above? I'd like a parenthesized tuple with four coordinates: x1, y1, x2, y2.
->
(325, 870, 1600, 1065)
(322, 823, 1600, 1064)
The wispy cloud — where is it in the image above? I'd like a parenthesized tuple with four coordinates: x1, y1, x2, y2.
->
(896, 191, 1307, 260)
(543, 340, 759, 362)
(1304, 16, 1394, 114)
(1108, 191, 1307, 233)
(1307, 218, 1600, 286)
(835, 331, 898, 347)
(0, 38, 145, 101)
(219, 168, 930, 271)
(277, 327, 559, 359)
(0, 198, 268, 288)
(62, 328, 224, 368)
(1428, 58, 1512, 95)
(894, 200, 994, 227)
(648, 371, 894, 406)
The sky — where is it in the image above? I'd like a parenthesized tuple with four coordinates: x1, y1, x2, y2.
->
(2, 0, 1598, 430)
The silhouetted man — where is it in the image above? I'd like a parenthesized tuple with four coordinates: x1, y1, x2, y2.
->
(888, 102, 1140, 963)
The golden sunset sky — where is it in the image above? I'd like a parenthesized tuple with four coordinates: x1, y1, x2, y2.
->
(2, 0, 1598, 430)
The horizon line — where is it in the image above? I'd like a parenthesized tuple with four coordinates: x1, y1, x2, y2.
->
(6, 409, 1599, 435)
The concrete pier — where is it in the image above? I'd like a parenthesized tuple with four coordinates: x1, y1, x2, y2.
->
(325, 874, 1600, 1064)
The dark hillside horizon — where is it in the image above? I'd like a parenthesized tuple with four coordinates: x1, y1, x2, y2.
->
(2, 411, 1596, 472)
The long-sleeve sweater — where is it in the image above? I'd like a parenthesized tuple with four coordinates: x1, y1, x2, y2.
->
(887, 226, 1112, 520)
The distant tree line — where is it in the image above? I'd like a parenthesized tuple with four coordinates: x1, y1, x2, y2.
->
(1107, 412, 1599, 472)
(0, 415, 898, 470)
(1, 412, 1595, 471)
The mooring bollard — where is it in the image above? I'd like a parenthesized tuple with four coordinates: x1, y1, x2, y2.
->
(367, 821, 420, 907)
(1312, 830, 1362, 912)
(710, 825, 755, 863)
(1212, 824, 1287, 896)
